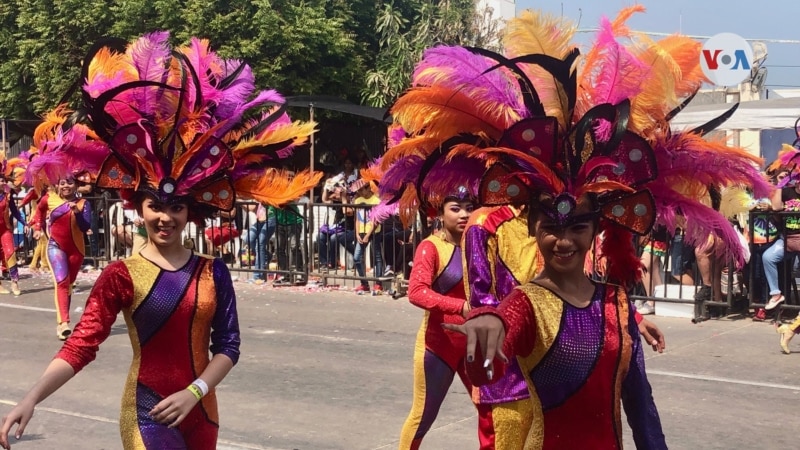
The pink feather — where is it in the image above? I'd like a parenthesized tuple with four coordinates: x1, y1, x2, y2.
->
(583, 17, 646, 107)
(413, 46, 527, 124)
(127, 32, 175, 117)
(216, 89, 285, 137)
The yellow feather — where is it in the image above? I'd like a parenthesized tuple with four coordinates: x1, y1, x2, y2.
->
(504, 11, 578, 129)
(627, 34, 681, 134)
(232, 121, 316, 154)
(381, 136, 448, 170)
(720, 186, 754, 220)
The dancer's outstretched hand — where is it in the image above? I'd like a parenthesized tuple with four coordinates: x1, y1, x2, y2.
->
(443, 315, 508, 380)
(0, 400, 36, 449)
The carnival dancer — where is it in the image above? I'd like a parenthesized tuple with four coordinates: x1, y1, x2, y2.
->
(0, 154, 27, 296)
(398, 190, 477, 449)
(0, 32, 320, 450)
(32, 176, 91, 338)
(440, 6, 770, 448)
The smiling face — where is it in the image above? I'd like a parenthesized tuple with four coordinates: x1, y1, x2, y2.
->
(441, 200, 474, 237)
(532, 197, 597, 276)
(57, 178, 77, 199)
(138, 196, 189, 249)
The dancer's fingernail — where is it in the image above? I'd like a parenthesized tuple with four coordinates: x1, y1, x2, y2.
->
(483, 358, 491, 368)
(467, 355, 474, 363)
(487, 369, 493, 380)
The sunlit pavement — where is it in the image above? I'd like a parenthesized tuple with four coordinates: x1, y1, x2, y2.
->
(1, 267, 799, 449)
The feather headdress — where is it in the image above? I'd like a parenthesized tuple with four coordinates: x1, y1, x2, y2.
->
(66, 32, 318, 216)
(383, 8, 771, 285)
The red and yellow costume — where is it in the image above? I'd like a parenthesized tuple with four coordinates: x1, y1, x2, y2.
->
(467, 283, 666, 449)
(399, 234, 476, 449)
(0, 186, 25, 287)
(32, 192, 91, 324)
(463, 205, 539, 448)
(57, 253, 240, 448)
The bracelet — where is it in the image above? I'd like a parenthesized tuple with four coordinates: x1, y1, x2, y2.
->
(186, 384, 203, 401)
(192, 378, 209, 397)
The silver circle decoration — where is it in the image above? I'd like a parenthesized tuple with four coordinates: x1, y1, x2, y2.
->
(488, 180, 501, 192)
(126, 134, 138, 145)
(507, 184, 520, 197)
(202, 192, 213, 201)
(108, 168, 119, 180)
(122, 175, 133, 185)
(522, 129, 536, 142)
(596, 175, 608, 182)
(219, 190, 230, 200)
(634, 203, 648, 216)
(201, 158, 212, 169)
(612, 204, 625, 217)
(557, 200, 572, 215)
(136, 148, 147, 157)
(612, 163, 626, 175)
(192, 168, 202, 176)
(629, 148, 643, 163)
(529, 146, 542, 155)
(209, 145, 220, 156)
(162, 182, 175, 194)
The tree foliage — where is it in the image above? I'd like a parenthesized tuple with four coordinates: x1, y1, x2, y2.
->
(361, 0, 502, 107)
(0, 0, 492, 119)
(0, 0, 377, 119)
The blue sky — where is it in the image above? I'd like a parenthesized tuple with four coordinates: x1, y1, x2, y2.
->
(514, 0, 800, 91)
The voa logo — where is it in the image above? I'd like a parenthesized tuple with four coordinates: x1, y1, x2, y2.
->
(700, 32, 754, 87)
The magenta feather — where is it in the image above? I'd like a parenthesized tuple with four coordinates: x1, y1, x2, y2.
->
(24, 150, 68, 187)
(413, 46, 527, 123)
(652, 186, 747, 268)
(127, 32, 175, 118)
(181, 38, 225, 113)
(584, 17, 646, 107)
(216, 89, 286, 138)
(215, 61, 257, 119)
(653, 133, 772, 198)
(369, 201, 400, 225)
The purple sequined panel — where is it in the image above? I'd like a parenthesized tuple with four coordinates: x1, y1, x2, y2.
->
(432, 246, 463, 294)
(132, 255, 198, 345)
(531, 285, 605, 410)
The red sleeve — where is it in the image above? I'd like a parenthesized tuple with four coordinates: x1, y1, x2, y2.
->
(465, 289, 536, 385)
(56, 261, 134, 373)
(20, 189, 39, 207)
(634, 310, 643, 324)
(32, 193, 48, 231)
(407, 240, 466, 315)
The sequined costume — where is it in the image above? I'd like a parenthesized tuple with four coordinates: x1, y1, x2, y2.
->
(468, 283, 666, 449)
(0, 186, 25, 285)
(57, 253, 240, 449)
(32, 192, 91, 324)
(463, 205, 539, 448)
(399, 235, 478, 449)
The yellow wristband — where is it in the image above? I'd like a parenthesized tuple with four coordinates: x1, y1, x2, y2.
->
(186, 384, 203, 401)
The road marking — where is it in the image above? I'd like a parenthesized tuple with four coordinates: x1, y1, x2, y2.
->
(648, 370, 800, 391)
(0, 399, 277, 449)
(0, 302, 55, 313)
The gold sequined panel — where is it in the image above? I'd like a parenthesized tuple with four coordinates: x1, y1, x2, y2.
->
(612, 286, 632, 442)
(123, 254, 161, 310)
(427, 234, 455, 279)
(515, 283, 565, 450)
(496, 215, 539, 285)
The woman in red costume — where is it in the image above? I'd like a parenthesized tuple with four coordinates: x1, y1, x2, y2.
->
(32, 176, 91, 339)
(0, 157, 26, 296)
(398, 189, 477, 449)
(0, 32, 320, 450)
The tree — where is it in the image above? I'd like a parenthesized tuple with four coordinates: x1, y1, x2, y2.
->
(0, 0, 373, 119)
(361, 0, 502, 107)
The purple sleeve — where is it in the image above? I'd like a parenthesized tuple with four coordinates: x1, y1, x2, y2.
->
(464, 226, 498, 308)
(211, 258, 241, 365)
(9, 199, 25, 224)
(621, 300, 667, 449)
(76, 200, 92, 232)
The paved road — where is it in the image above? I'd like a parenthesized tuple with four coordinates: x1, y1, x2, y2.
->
(1, 268, 799, 449)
